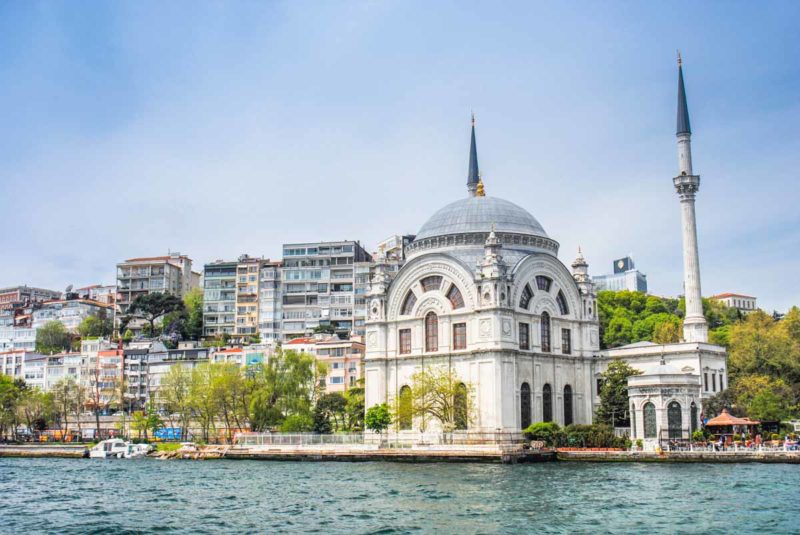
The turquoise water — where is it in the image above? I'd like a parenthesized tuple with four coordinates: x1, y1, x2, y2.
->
(0, 458, 797, 534)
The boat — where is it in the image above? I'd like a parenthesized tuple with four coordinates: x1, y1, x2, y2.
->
(89, 439, 152, 459)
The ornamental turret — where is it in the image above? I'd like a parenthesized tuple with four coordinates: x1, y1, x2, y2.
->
(571, 247, 597, 321)
(672, 53, 708, 343)
(477, 224, 509, 307)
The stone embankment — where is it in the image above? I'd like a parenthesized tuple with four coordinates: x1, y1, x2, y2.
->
(557, 449, 800, 463)
(0, 444, 88, 458)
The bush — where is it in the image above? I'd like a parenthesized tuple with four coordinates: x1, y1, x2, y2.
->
(636, 438, 643, 449)
(692, 430, 706, 442)
(280, 414, 314, 432)
(770, 433, 781, 441)
(522, 422, 562, 446)
(563, 424, 624, 448)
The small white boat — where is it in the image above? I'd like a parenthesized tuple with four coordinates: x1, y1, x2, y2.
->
(90, 439, 152, 459)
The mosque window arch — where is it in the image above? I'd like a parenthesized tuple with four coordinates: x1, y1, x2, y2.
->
(541, 312, 551, 353)
(690, 402, 698, 433)
(536, 276, 552, 292)
(398, 386, 412, 430)
(420, 276, 443, 292)
(520, 382, 531, 429)
(668, 401, 682, 439)
(563, 385, 573, 426)
(400, 291, 417, 316)
(454, 383, 468, 430)
(556, 290, 569, 315)
(519, 284, 533, 310)
(643, 402, 656, 438)
(425, 312, 438, 352)
(542, 384, 553, 422)
(446, 284, 465, 309)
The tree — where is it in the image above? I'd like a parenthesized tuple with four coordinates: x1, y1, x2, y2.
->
(344, 379, 365, 431)
(409, 366, 473, 433)
(603, 314, 633, 348)
(77, 314, 113, 339)
(188, 363, 218, 443)
(314, 392, 347, 432)
(249, 349, 316, 431)
(595, 360, 642, 427)
(36, 320, 72, 354)
(126, 293, 186, 337)
(733, 374, 794, 421)
(16, 387, 55, 434)
(122, 329, 134, 343)
(51, 377, 79, 439)
(159, 364, 193, 440)
(365, 403, 392, 434)
(702, 389, 739, 418)
(210, 363, 249, 443)
(0, 374, 23, 439)
(652, 318, 681, 344)
(183, 288, 204, 341)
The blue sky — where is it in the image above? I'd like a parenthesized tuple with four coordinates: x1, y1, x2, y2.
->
(1, 1, 798, 311)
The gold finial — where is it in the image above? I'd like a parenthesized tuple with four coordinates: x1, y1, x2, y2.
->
(476, 174, 485, 197)
(677, 50, 682, 67)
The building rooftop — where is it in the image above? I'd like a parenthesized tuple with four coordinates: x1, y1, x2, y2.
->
(711, 293, 756, 299)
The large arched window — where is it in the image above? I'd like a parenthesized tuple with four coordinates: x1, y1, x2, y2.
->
(519, 284, 533, 310)
(425, 312, 438, 352)
(556, 290, 569, 315)
(668, 401, 682, 439)
(541, 312, 551, 352)
(690, 402, 698, 433)
(420, 276, 443, 292)
(542, 383, 552, 423)
(643, 402, 656, 438)
(520, 382, 531, 429)
(563, 385, 573, 426)
(446, 284, 464, 309)
(454, 383, 468, 430)
(400, 291, 417, 316)
(398, 386, 412, 430)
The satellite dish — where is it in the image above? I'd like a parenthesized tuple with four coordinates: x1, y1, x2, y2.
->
(65, 284, 73, 294)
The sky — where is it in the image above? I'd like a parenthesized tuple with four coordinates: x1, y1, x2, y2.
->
(1, 1, 798, 312)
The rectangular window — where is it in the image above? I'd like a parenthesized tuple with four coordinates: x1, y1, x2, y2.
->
(561, 328, 571, 355)
(597, 379, 603, 395)
(704, 372, 708, 391)
(720, 374, 725, 390)
(519, 323, 529, 350)
(452, 323, 467, 350)
(399, 329, 411, 355)
(712, 373, 717, 392)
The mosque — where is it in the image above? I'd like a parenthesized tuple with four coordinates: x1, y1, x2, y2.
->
(363, 58, 728, 447)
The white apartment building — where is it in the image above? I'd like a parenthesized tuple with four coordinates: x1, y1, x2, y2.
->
(711, 293, 757, 313)
(32, 298, 114, 332)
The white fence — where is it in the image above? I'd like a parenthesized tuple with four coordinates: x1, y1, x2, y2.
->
(235, 431, 526, 448)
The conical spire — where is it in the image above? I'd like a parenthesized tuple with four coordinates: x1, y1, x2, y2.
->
(467, 113, 480, 196)
(677, 52, 691, 135)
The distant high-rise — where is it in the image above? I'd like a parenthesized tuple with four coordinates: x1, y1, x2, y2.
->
(591, 256, 648, 293)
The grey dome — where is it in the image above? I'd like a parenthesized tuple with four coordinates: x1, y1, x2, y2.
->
(415, 196, 547, 240)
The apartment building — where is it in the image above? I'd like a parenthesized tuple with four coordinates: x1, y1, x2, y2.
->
(258, 261, 282, 343)
(203, 260, 237, 339)
(75, 285, 117, 305)
(116, 253, 200, 333)
(284, 334, 365, 392)
(281, 241, 372, 340)
(32, 298, 114, 332)
(234, 256, 263, 343)
(711, 293, 758, 314)
(0, 326, 36, 351)
(0, 286, 61, 311)
(145, 347, 210, 407)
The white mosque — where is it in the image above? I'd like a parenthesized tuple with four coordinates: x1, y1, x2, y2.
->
(363, 58, 727, 447)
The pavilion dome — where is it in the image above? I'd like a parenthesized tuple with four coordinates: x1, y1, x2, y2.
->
(414, 196, 548, 241)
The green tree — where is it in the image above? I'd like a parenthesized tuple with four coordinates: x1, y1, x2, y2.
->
(604, 314, 633, 348)
(16, 387, 55, 434)
(188, 363, 218, 442)
(365, 403, 392, 434)
(0, 374, 23, 439)
(159, 364, 193, 440)
(409, 366, 473, 433)
(125, 293, 186, 337)
(122, 329, 134, 343)
(210, 363, 249, 443)
(77, 314, 113, 339)
(36, 320, 72, 354)
(314, 392, 348, 432)
(280, 413, 313, 432)
(344, 379, 365, 431)
(183, 288, 204, 341)
(652, 318, 681, 344)
(733, 374, 794, 421)
(249, 349, 316, 431)
(595, 360, 642, 427)
(51, 377, 79, 438)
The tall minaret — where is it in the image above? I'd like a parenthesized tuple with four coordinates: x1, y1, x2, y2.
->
(467, 114, 480, 197)
(673, 53, 708, 343)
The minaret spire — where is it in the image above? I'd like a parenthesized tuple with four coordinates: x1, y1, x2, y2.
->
(467, 113, 480, 197)
(672, 55, 708, 343)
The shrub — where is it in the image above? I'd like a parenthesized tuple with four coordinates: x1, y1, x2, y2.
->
(280, 414, 314, 432)
(522, 422, 562, 446)
(692, 430, 705, 442)
(770, 433, 781, 441)
(636, 438, 643, 449)
(563, 424, 623, 448)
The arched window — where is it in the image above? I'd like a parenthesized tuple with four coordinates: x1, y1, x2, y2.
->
(536, 276, 552, 292)
(690, 402, 698, 433)
(519, 284, 533, 310)
(400, 291, 417, 315)
(520, 383, 531, 429)
(420, 276, 443, 292)
(541, 312, 551, 352)
(425, 312, 438, 352)
(556, 290, 569, 315)
(542, 383, 552, 422)
(446, 284, 464, 309)
(668, 401, 682, 439)
(398, 386, 412, 430)
(563, 385, 573, 426)
(631, 403, 636, 439)
(454, 383, 468, 430)
(643, 402, 656, 438)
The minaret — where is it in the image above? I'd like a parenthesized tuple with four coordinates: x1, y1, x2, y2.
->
(673, 53, 708, 343)
(467, 114, 480, 197)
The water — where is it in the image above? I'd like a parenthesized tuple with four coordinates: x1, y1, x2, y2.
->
(0, 458, 797, 534)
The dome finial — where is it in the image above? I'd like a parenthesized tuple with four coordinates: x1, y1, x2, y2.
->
(467, 114, 480, 197)
(476, 173, 485, 197)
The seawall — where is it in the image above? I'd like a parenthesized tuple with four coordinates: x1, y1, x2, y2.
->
(0, 444, 88, 458)
(557, 450, 800, 464)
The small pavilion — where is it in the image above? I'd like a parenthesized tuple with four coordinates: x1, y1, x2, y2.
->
(705, 409, 759, 442)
